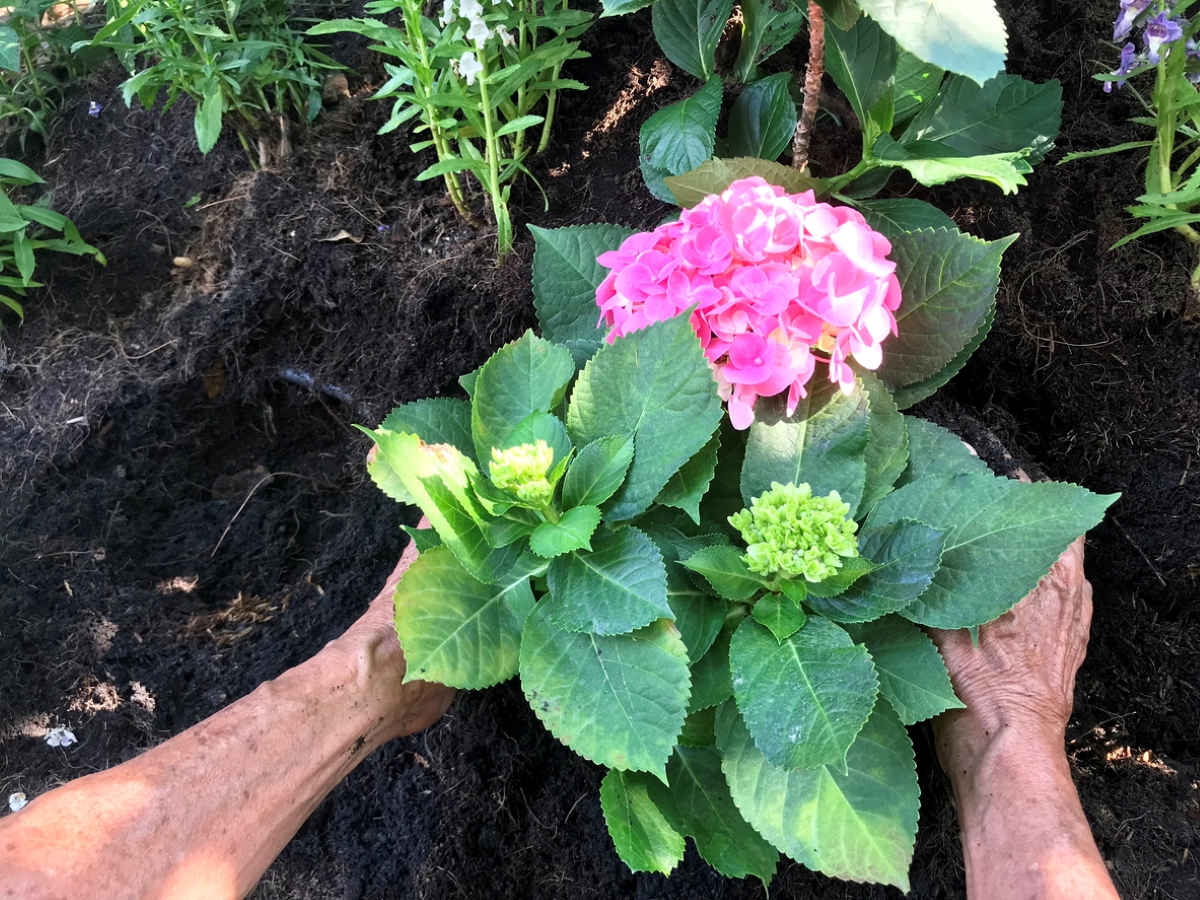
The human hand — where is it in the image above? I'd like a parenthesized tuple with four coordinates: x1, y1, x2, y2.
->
(328, 514, 456, 742)
(928, 534, 1092, 772)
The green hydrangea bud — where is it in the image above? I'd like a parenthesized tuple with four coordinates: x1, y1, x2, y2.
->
(728, 482, 859, 582)
(489, 440, 556, 507)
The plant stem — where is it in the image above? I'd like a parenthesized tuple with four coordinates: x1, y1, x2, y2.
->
(791, 0, 825, 171)
(404, 0, 472, 222)
(476, 51, 513, 256)
(536, 0, 565, 153)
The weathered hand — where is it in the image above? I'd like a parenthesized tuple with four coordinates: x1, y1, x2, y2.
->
(928, 533, 1092, 770)
(329, 515, 456, 742)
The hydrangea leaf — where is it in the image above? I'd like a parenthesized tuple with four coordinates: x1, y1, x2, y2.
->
(857, 370, 908, 511)
(562, 434, 634, 511)
(639, 77, 722, 197)
(368, 430, 519, 582)
(872, 136, 1033, 194)
(726, 72, 797, 162)
(381, 396, 476, 464)
(844, 615, 964, 725)
(529, 223, 633, 345)
(865, 473, 1119, 628)
(401, 524, 443, 554)
(680, 545, 764, 601)
(732, 0, 804, 81)
(567, 312, 722, 521)
(394, 547, 541, 689)
(873, 228, 1015, 390)
(895, 417, 989, 487)
(824, 11, 898, 124)
(655, 431, 720, 525)
(600, 768, 685, 876)
(751, 593, 806, 642)
(546, 526, 672, 634)
(644, 528, 728, 663)
(666, 157, 820, 209)
(501, 411, 573, 465)
(803, 555, 876, 598)
(740, 378, 870, 516)
(678, 705, 718, 748)
(716, 698, 919, 890)
(646, 746, 780, 887)
(599, 0, 654, 16)
(805, 518, 947, 623)
(519, 604, 690, 780)
(471, 331, 576, 463)
(900, 74, 1062, 163)
(891, 52, 945, 124)
(730, 616, 878, 771)
(855, 0, 1006, 86)
(687, 615, 737, 712)
(651, 0, 733, 80)
(0, 25, 20, 72)
(529, 505, 603, 559)
(891, 305, 994, 410)
(855, 198, 955, 240)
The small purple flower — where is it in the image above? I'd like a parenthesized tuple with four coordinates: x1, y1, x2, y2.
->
(87, 101, 102, 118)
(1115, 0, 1152, 40)
(1144, 11, 1184, 64)
(1105, 42, 1140, 92)
(376, 224, 391, 234)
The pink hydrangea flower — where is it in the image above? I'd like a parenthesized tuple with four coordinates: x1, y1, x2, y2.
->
(595, 176, 903, 429)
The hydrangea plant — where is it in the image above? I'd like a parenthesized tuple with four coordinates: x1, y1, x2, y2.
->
(365, 175, 1118, 889)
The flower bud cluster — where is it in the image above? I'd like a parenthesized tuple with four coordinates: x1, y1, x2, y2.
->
(595, 177, 902, 429)
(489, 440, 556, 506)
(729, 482, 859, 582)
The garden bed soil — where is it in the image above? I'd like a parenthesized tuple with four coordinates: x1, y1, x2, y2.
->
(2, 1, 1198, 898)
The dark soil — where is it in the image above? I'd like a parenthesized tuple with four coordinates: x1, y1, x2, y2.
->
(2, 1, 1198, 899)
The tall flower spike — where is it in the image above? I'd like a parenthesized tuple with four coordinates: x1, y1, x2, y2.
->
(458, 51, 483, 86)
(1106, 42, 1140, 92)
(1114, 0, 1152, 40)
(1144, 10, 1184, 64)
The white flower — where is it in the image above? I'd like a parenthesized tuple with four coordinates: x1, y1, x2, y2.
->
(7, 793, 28, 813)
(466, 16, 491, 48)
(495, 24, 515, 47)
(458, 0, 483, 18)
(44, 726, 76, 748)
(439, 0, 454, 26)
(458, 51, 484, 86)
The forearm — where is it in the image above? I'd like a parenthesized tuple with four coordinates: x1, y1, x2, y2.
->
(944, 721, 1119, 900)
(0, 643, 394, 900)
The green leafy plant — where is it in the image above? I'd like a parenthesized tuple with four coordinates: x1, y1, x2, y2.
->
(0, 0, 107, 146)
(361, 171, 1117, 889)
(605, 0, 1060, 209)
(80, 0, 339, 162)
(311, 0, 593, 258)
(0, 157, 105, 325)
(1062, 0, 1200, 310)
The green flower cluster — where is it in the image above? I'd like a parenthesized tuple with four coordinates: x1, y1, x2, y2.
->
(489, 440, 556, 507)
(729, 482, 859, 582)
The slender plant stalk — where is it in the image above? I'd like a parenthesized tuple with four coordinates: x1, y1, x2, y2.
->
(476, 51, 513, 255)
(402, 0, 472, 222)
(1152, 47, 1200, 299)
(537, 0, 567, 153)
(792, 0, 825, 171)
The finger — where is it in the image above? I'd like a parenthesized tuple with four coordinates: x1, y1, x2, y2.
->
(367, 444, 379, 466)
(1014, 467, 1032, 483)
(961, 440, 978, 457)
